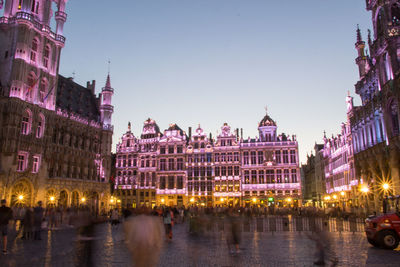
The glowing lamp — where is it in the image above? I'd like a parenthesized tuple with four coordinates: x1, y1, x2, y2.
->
(286, 197, 292, 202)
(333, 195, 337, 199)
(161, 198, 165, 203)
(220, 198, 224, 202)
(81, 197, 86, 203)
(340, 191, 345, 196)
(117, 199, 121, 203)
(18, 195, 24, 200)
(50, 196, 55, 202)
(382, 183, 389, 190)
(326, 196, 331, 201)
(252, 198, 257, 203)
(110, 199, 114, 203)
(361, 186, 369, 193)
(190, 197, 195, 203)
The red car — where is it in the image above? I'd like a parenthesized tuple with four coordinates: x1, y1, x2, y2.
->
(365, 196, 400, 250)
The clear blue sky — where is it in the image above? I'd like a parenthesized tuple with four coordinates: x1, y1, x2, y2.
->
(2, 1, 373, 163)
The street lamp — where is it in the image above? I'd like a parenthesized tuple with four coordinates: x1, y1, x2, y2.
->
(360, 185, 369, 215)
(81, 197, 86, 203)
(18, 195, 24, 201)
(382, 183, 390, 213)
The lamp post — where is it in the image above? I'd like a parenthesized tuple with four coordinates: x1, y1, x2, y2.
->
(382, 183, 390, 213)
(361, 185, 369, 215)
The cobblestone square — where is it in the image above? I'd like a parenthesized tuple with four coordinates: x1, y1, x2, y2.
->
(0, 222, 400, 267)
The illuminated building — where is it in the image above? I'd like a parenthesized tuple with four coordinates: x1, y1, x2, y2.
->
(349, 1, 400, 211)
(0, 0, 113, 211)
(115, 109, 300, 207)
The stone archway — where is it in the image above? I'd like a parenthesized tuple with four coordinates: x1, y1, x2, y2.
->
(58, 190, 68, 208)
(10, 180, 33, 207)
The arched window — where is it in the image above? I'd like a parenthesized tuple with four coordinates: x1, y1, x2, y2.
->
(392, 3, 400, 25)
(36, 113, 45, 138)
(30, 39, 38, 62)
(21, 109, 32, 135)
(39, 78, 47, 103)
(43, 45, 50, 68)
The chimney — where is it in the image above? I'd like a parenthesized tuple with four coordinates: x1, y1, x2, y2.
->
(188, 127, 192, 140)
(209, 133, 212, 142)
(87, 80, 96, 94)
(236, 128, 239, 141)
(240, 128, 243, 140)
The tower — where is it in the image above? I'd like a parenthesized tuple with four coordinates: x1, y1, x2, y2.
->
(258, 107, 277, 142)
(100, 74, 114, 128)
(355, 25, 367, 78)
(0, 0, 68, 110)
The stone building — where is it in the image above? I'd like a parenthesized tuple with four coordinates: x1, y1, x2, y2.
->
(114, 109, 301, 207)
(0, 0, 113, 211)
(349, 1, 400, 212)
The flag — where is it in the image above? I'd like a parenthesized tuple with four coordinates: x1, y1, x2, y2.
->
(43, 82, 55, 102)
(25, 76, 39, 97)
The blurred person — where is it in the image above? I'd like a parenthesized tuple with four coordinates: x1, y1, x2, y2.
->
(226, 207, 241, 255)
(163, 208, 173, 240)
(124, 208, 164, 267)
(0, 199, 13, 254)
(306, 226, 338, 266)
(33, 201, 44, 240)
(74, 206, 95, 267)
(21, 207, 33, 240)
(111, 208, 120, 227)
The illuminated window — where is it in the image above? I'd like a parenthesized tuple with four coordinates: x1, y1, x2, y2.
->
(43, 45, 50, 68)
(36, 114, 45, 138)
(17, 152, 28, 171)
(30, 39, 38, 62)
(21, 109, 32, 135)
(32, 155, 40, 173)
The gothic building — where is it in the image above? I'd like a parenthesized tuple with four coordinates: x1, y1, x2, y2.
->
(114, 110, 300, 207)
(349, 0, 400, 211)
(0, 0, 114, 211)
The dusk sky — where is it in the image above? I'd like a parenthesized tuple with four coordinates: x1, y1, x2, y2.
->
(3, 1, 373, 163)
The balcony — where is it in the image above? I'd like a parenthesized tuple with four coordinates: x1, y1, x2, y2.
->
(0, 12, 65, 44)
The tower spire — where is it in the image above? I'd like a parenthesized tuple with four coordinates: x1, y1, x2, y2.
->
(355, 25, 367, 77)
(356, 24, 362, 42)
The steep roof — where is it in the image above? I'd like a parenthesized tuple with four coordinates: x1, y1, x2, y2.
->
(56, 75, 100, 122)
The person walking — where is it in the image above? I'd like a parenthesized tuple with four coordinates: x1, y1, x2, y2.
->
(0, 199, 13, 254)
(163, 208, 173, 240)
(22, 207, 33, 240)
(33, 201, 44, 240)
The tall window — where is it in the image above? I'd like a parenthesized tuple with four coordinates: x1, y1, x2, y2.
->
(283, 150, 289, 164)
(214, 166, 220, 177)
(291, 169, 297, 183)
(21, 109, 32, 135)
(234, 166, 239, 176)
(259, 170, 264, 184)
(160, 146, 166, 154)
(177, 176, 183, 189)
(243, 152, 249, 165)
(258, 151, 263, 164)
(36, 114, 45, 138)
(43, 45, 50, 68)
(227, 166, 233, 176)
(168, 146, 174, 154)
(159, 159, 166, 171)
(284, 169, 290, 183)
(290, 150, 296, 164)
(266, 170, 274, 183)
(168, 158, 174, 171)
(234, 152, 239, 162)
(160, 176, 166, 189)
(244, 171, 250, 184)
(168, 176, 174, 189)
(221, 166, 226, 176)
(32, 155, 40, 173)
(276, 170, 282, 183)
(251, 170, 257, 184)
(17, 152, 27, 171)
(177, 158, 183, 170)
(250, 151, 257, 164)
(30, 39, 38, 62)
(275, 150, 281, 164)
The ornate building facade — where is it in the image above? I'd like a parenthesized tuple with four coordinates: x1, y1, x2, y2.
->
(349, 1, 400, 211)
(0, 0, 114, 211)
(114, 110, 301, 207)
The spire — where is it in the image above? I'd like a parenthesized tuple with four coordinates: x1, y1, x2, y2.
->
(128, 121, 131, 132)
(105, 74, 111, 88)
(367, 29, 372, 48)
(356, 24, 362, 42)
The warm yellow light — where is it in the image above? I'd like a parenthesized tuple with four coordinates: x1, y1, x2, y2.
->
(50, 196, 55, 202)
(340, 191, 345, 196)
(161, 198, 165, 203)
(333, 195, 337, 199)
(18, 195, 24, 200)
(201, 203, 205, 206)
(110, 198, 114, 203)
(81, 197, 86, 203)
(361, 186, 369, 193)
(252, 198, 257, 203)
(190, 197, 195, 203)
(382, 183, 390, 190)
(117, 199, 121, 203)
(220, 198, 224, 202)
(286, 197, 292, 202)
(326, 196, 331, 201)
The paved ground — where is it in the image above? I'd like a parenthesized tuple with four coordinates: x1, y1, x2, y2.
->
(0, 220, 400, 267)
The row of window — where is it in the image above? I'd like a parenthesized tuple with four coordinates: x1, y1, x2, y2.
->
(243, 169, 298, 184)
(21, 109, 45, 137)
(116, 149, 297, 168)
(160, 145, 183, 154)
(17, 152, 40, 173)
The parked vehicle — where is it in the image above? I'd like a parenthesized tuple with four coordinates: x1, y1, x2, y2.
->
(365, 196, 400, 249)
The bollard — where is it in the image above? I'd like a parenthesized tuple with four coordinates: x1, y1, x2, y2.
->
(256, 217, 264, 232)
(282, 216, 290, 231)
(336, 218, 344, 232)
(268, 216, 276, 232)
(295, 216, 303, 231)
